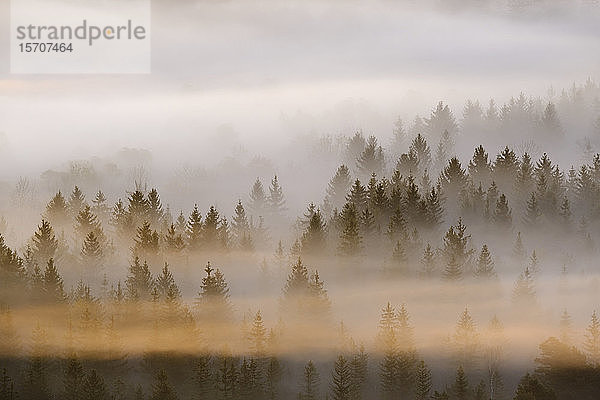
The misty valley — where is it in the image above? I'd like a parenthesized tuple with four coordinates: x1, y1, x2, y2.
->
(1, 79, 600, 400)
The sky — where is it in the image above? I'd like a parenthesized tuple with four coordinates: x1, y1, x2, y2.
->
(0, 0, 599, 173)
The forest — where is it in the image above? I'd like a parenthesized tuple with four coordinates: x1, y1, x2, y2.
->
(2, 79, 600, 400)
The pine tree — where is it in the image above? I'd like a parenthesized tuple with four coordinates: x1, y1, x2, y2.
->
(409, 134, 432, 174)
(43, 258, 65, 303)
(232, 200, 252, 250)
(346, 180, 368, 215)
(512, 267, 536, 306)
(250, 310, 267, 357)
(326, 165, 352, 211)
(81, 370, 108, 400)
(440, 157, 468, 203)
(301, 208, 327, 255)
(217, 357, 238, 399)
(414, 360, 432, 400)
(450, 366, 470, 400)
(23, 324, 51, 400)
(468, 145, 491, 188)
(0, 235, 25, 295)
(69, 186, 87, 217)
(164, 224, 186, 253)
(125, 257, 153, 301)
(150, 370, 178, 400)
(357, 136, 385, 177)
(146, 188, 164, 229)
(186, 205, 203, 251)
(133, 221, 160, 259)
(331, 355, 352, 400)
(523, 192, 541, 228)
(378, 302, 399, 400)
(249, 178, 267, 216)
(419, 243, 436, 278)
(453, 308, 479, 373)
(338, 203, 362, 256)
(584, 311, 600, 367)
(513, 373, 556, 400)
(0, 368, 16, 400)
(442, 218, 472, 270)
(475, 245, 495, 278)
(425, 187, 444, 230)
(31, 219, 58, 266)
(195, 262, 232, 321)
(350, 345, 368, 400)
(81, 231, 103, 271)
(203, 206, 222, 249)
(558, 196, 572, 226)
(512, 232, 525, 263)
(265, 356, 283, 400)
(268, 175, 286, 213)
(75, 206, 105, 244)
(45, 191, 69, 227)
(62, 355, 84, 400)
(493, 194, 512, 230)
(91, 190, 111, 225)
(192, 355, 214, 400)
(300, 360, 320, 400)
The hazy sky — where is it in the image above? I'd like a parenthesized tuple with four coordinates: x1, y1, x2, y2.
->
(0, 0, 599, 173)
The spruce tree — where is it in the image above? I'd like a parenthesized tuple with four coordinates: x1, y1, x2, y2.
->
(512, 267, 536, 306)
(232, 200, 252, 249)
(300, 360, 320, 400)
(192, 355, 214, 400)
(23, 324, 51, 400)
(81, 370, 108, 400)
(523, 192, 541, 228)
(150, 370, 178, 400)
(331, 355, 352, 400)
(0, 368, 16, 400)
(450, 366, 470, 400)
(357, 136, 385, 177)
(125, 257, 153, 301)
(453, 308, 479, 373)
(164, 223, 186, 253)
(146, 188, 164, 229)
(45, 191, 69, 227)
(326, 165, 352, 211)
(475, 245, 495, 278)
(338, 203, 362, 256)
(346, 180, 368, 215)
(43, 258, 65, 303)
(195, 262, 232, 321)
(133, 221, 160, 259)
(203, 206, 221, 249)
(31, 219, 58, 266)
(414, 360, 432, 400)
(62, 355, 84, 400)
(81, 231, 103, 271)
(91, 190, 111, 225)
(584, 311, 600, 367)
(186, 205, 203, 251)
(301, 208, 327, 255)
(249, 178, 268, 216)
(493, 194, 512, 230)
(250, 310, 267, 357)
(268, 175, 286, 214)
(468, 145, 491, 188)
(419, 243, 436, 278)
(69, 186, 87, 217)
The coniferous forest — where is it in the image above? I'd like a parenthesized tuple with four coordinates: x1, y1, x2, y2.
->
(2, 79, 600, 400)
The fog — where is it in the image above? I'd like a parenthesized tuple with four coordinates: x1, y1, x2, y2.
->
(1, 1, 600, 400)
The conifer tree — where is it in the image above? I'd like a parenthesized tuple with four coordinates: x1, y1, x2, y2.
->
(203, 206, 222, 249)
(133, 221, 160, 259)
(331, 355, 352, 400)
(195, 262, 232, 321)
(425, 187, 444, 230)
(338, 203, 362, 256)
(43, 258, 65, 303)
(419, 243, 436, 278)
(81, 231, 103, 271)
(301, 208, 327, 255)
(349, 345, 368, 400)
(81, 370, 108, 400)
(300, 360, 320, 400)
(249, 178, 267, 216)
(0, 368, 16, 400)
(512, 267, 536, 306)
(69, 186, 87, 217)
(265, 356, 283, 400)
(23, 324, 51, 400)
(217, 357, 238, 399)
(326, 165, 353, 211)
(146, 188, 164, 229)
(346, 180, 368, 215)
(468, 145, 491, 188)
(409, 134, 432, 174)
(232, 200, 252, 249)
(453, 308, 479, 373)
(45, 191, 69, 228)
(192, 355, 214, 400)
(442, 218, 472, 271)
(75, 206, 105, 244)
(0, 235, 25, 295)
(493, 194, 512, 230)
(357, 136, 385, 177)
(414, 360, 432, 400)
(268, 175, 286, 214)
(523, 192, 541, 228)
(451, 366, 470, 400)
(475, 245, 495, 278)
(513, 373, 556, 400)
(559, 309, 573, 345)
(150, 370, 178, 400)
(516, 153, 535, 203)
(127, 189, 148, 229)
(250, 310, 267, 357)
(584, 311, 600, 367)
(125, 257, 153, 301)
(91, 190, 111, 225)
(164, 223, 186, 253)
(440, 157, 468, 204)
(31, 219, 58, 266)
(387, 207, 408, 243)
(62, 354, 84, 400)
(378, 302, 400, 400)
(558, 196, 572, 226)
(0, 304, 20, 362)
(186, 205, 203, 251)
